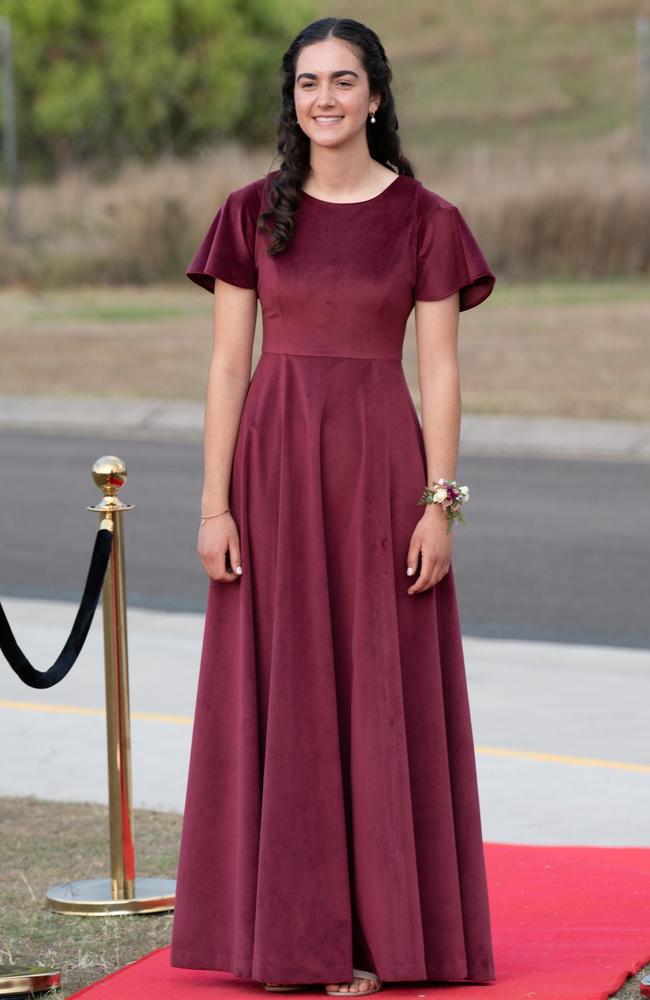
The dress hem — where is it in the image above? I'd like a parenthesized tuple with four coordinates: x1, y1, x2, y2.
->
(169, 950, 496, 985)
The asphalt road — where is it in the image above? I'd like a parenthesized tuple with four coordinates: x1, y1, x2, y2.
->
(0, 430, 648, 648)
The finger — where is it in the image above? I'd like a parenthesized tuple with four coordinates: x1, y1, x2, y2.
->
(409, 576, 435, 594)
(406, 542, 422, 578)
(431, 557, 451, 585)
(407, 553, 435, 594)
(210, 548, 231, 582)
(418, 554, 447, 592)
(228, 538, 243, 576)
(426, 559, 451, 589)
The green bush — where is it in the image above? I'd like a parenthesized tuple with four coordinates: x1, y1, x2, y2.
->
(0, 0, 313, 177)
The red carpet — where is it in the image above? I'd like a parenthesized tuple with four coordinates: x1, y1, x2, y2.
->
(69, 843, 650, 1000)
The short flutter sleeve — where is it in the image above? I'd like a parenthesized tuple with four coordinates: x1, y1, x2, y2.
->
(186, 185, 258, 293)
(415, 189, 495, 311)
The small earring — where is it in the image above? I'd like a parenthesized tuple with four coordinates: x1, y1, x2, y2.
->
(369, 110, 376, 124)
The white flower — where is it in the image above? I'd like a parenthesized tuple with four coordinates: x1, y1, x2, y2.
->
(433, 489, 448, 503)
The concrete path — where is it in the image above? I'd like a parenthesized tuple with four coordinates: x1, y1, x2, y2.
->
(1, 392, 650, 460)
(1, 596, 648, 847)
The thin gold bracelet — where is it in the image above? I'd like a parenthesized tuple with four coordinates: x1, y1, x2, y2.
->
(200, 508, 230, 525)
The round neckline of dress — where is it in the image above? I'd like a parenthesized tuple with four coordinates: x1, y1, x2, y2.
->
(300, 174, 404, 206)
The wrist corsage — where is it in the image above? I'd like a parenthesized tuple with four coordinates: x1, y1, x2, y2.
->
(417, 478, 469, 526)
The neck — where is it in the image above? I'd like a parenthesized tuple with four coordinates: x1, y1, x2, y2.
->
(305, 141, 378, 198)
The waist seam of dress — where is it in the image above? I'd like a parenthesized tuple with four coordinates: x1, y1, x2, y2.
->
(261, 349, 403, 362)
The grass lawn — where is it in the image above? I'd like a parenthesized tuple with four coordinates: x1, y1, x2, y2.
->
(0, 796, 179, 999)
(1, 280, 648, 421)
(1, 795, 649, 998)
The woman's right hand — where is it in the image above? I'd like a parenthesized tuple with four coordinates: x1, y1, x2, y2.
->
(197, 512, 243, 582)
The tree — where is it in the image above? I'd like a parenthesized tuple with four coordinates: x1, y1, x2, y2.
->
(0, 0, 313, 175)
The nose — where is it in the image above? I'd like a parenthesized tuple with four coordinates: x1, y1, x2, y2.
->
(314, 84, 337, 109)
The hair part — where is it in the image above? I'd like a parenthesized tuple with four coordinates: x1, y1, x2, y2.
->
(257, 17, 415, 254)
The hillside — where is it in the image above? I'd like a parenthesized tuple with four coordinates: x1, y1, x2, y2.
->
(344, 0, 646, 150)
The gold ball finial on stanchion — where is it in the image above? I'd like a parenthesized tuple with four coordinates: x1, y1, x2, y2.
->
(92, 454, 126, 490)
(91, 456, 133, 518)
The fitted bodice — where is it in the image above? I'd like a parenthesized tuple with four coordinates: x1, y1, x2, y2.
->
(186, 170, 496, 361)
(256, 179, 417, 360)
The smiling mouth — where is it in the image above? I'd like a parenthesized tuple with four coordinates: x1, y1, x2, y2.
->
(313, 116, 344, 123)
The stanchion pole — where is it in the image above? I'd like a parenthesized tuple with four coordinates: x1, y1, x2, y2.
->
(92, 455, 136, 901)
(46, 455, 176, 915)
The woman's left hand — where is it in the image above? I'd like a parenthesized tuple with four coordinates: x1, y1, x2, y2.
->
(406, 505, 453, 595)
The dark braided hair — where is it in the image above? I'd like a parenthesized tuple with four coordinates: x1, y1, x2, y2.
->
(258, 17, 415, 254)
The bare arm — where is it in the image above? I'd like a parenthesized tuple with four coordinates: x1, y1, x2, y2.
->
(198, 278, 258, 581)
(406, 291, 461, 594)
(415, 290, 461, 488)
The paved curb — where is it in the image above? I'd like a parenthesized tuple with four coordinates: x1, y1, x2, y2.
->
(460, 413, 650, 462)
(1, 394, 649, 461)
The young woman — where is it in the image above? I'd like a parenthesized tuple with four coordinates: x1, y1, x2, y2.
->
(170, 17, 496, 996)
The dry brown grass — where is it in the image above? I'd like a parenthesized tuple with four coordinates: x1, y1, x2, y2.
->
(0, 796, 180, 999)
(0, 279, 648, 421)
(0, 134, 649, 291)
(452, 292, 650, 421)
(0, 143, 274, 290)
(416, 131, 650, 281)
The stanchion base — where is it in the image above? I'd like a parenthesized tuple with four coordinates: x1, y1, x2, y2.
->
(0, 965, 61, 996)
(46, 876, 176, 915)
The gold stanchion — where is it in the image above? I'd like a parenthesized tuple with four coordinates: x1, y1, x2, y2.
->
(46, 456, 176, 915)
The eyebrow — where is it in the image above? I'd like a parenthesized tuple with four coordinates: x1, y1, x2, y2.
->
(296, 70, 360, 82)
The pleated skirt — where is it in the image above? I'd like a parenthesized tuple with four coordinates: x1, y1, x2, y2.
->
(169, 351, 495, 985)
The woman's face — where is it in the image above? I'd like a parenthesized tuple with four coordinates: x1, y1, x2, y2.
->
(293, 36, 379, 149)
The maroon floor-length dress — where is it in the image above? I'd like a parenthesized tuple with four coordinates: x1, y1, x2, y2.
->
(169, 169, 497, 986)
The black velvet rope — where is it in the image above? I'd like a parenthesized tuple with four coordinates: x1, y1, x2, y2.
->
(0, 527, 113, 689)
